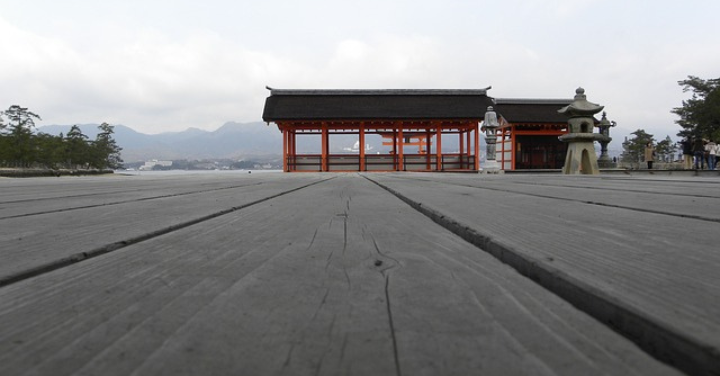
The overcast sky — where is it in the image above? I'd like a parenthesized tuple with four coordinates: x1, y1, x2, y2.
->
(1, 0, 718, 142)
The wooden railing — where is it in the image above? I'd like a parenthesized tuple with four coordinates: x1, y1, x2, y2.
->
(286, 154, 476, 172)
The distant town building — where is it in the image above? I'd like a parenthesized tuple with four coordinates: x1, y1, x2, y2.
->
(139, 160, 173, 170)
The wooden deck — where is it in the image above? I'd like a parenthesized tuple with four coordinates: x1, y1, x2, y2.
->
(1, 171, 718, 375)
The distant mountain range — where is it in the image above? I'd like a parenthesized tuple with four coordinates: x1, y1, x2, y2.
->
(37, 122, 283, 162)
(37, 121, 509, 164)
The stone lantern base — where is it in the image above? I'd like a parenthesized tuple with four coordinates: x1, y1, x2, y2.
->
(481, 160, 503, 174)
(559, 133, 604, 175)
(597, 159, 617, 169)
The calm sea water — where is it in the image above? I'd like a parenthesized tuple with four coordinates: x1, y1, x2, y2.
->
(116, 169, 283, 176)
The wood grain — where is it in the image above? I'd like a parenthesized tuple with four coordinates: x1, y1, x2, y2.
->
(0, 172, 693, 375)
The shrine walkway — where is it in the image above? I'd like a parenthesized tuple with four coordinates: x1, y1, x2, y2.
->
(1, 171, 718, 376)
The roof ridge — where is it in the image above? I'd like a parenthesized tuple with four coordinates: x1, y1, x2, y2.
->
(495, 98, 571, 104)
(268, 88, 491, 96)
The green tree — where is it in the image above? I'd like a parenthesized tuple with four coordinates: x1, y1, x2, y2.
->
(35, 132, 65, 169)
(0, 110, 124, 170)
(1, 105, 42, 167)
(655, 135, 678, 162)
(1, 105, 41, 133)
(66, 125, 90, 168)
(91, 123, 123, 169)
(0, 113, 7, 164)
(621, 129, 654, 165)
(672, 76, 720, 140)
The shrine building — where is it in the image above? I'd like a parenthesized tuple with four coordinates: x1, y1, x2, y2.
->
(494, 98, 572, 170)
(261, 87, 578, 172)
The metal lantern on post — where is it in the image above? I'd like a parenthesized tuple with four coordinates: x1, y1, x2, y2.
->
(482, 106, 501, 173)
(597, 111, 616, 168)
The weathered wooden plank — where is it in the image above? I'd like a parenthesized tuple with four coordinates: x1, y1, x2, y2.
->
(0, 173, 328, 284)
(0, 174, 679, 375)
(0, 177, 397, 375)
(404, 173, 720, 220)
(0, 173, 316, 217)
(368, 173, 720, 375)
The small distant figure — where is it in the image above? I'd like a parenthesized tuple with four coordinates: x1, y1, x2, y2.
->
(707, 139, 718, 170)
(680, 137, 693, 170)
(644, 142, 655, 169)
(692, 137, 706, 170)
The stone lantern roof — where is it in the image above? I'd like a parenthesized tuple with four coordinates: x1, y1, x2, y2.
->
(558, 87, 604, 117)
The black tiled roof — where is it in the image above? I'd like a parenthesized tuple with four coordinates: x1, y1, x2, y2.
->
(494, 98, 572, 124)
(262, 89, 495, 122)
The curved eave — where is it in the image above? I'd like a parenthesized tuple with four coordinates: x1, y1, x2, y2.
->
(558, 103, 605, 116)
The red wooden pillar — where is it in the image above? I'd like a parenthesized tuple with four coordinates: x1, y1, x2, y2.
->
(290, 130, 296, 172)
(282, 128, 288, 172)
(466, 126, 472, 170)
(459, 131, 465, 169)
(426, 131, 431, 170)
(359, 125, 366, 171)
(391, 130, 397, 170)
(397, 122, 404, 171)
(511, 124, 516, 170)
(500, 128, 506, 170)
(288, 129, 294, 172)
(474, 123, 480, 171)
(435, 123, 442, 171)
(321, 122, 328, 172)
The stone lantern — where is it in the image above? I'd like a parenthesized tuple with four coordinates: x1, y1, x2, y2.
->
(481, 106, 501, 173)
(596, 112, 616, 168)
(558, 88, 605, 175)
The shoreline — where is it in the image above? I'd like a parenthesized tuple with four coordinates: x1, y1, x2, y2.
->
(0, 169, 114, 178)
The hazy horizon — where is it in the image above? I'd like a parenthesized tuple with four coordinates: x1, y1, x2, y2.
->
(2, 0, 718, 144)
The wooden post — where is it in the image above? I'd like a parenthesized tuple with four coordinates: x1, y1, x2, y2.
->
(500, 129, 506, 170)
(474, 123, 480, 171)
(282, 128, 288, 172)
(322, 122, 328, 172)
(426, 131, 431, 170)
(511, 124, 516, 171)
(466, 127, 472, 170)
(397, 122, 404, 171)
(436, 123, 442, 171)
(459, 131, 465, 169)
(359, 125, 366, 171)
(392, 129, 397, 170)
(290, 130, 296, 172)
